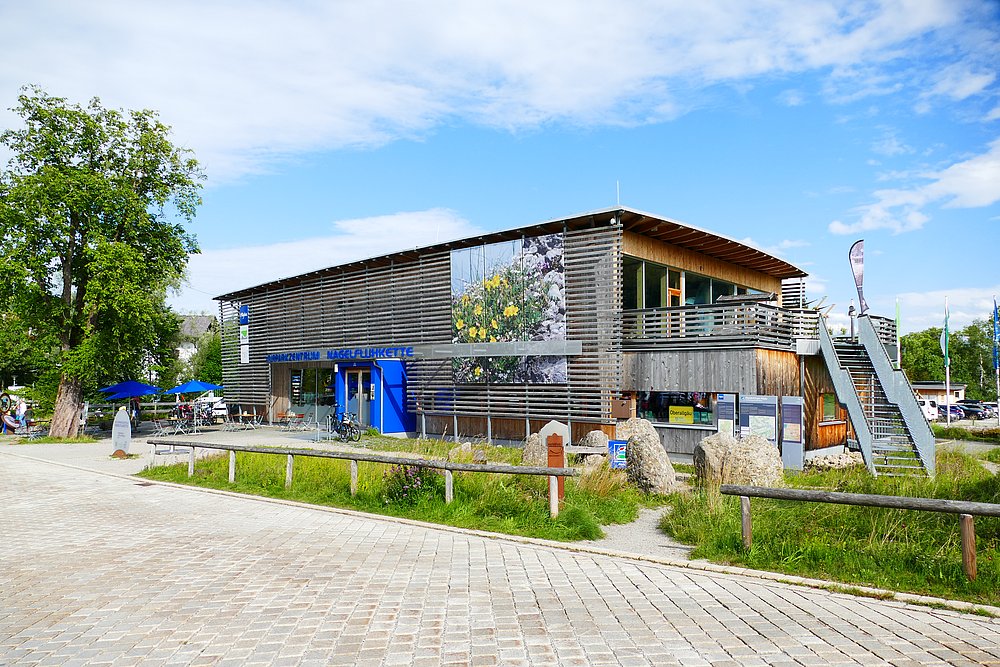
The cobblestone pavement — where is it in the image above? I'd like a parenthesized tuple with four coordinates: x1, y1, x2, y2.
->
(2, 446, 1000, 666)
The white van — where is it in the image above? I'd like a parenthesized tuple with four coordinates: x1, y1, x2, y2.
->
(917, 398, 938, 421)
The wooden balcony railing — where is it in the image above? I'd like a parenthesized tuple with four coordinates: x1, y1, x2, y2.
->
(622, 303, 822, 351)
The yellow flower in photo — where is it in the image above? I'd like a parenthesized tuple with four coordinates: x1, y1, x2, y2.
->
(489, 335, 496, 343)
(462, 295, 470, 305)
(468, 326, 478, 337)
(491, 318, 498, 329)
(474, 304, 483, 315)
(478, 327, 487, 339)
(503, 304, 519, 317)
(474, 366, 482, 377)
(456, 318, 465, 330)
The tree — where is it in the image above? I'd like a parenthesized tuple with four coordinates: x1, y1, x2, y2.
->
(0, 86, 203, 436)
(901, 316, 997, 401)
(188, 329, 222, 385)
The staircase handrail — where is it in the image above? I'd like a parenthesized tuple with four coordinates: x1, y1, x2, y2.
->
(857, 315, 935, 476)
(818, 320, 876, 474)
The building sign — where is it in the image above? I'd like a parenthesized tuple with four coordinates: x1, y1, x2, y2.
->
(608, 440, 627, 469)
(716, 393, 736, 437)
(738, 395, 778, 445)
(668, 405, 694, 424)
(266, 346, 415, 363)
(238, 304, 250, 364)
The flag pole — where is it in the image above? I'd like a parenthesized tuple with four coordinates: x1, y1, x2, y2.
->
(895, 297, 901, 370)
(994, 294, 999, 427)
(943, 296, 951, 426)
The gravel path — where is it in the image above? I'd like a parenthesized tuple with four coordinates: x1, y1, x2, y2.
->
(583, 506, 696, 561)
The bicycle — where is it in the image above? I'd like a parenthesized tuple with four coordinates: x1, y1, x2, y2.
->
(326, 407, 362, 442)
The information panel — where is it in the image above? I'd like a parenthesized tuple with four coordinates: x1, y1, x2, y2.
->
(738, 395, 778, 445)
(780, 396, 805, 470)
(716, 393, 736, 437)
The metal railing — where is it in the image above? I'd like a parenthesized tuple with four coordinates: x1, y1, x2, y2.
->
(622, 303, 820, 351)
(148, 438, 579, 517)
(721, 484, 998, 581)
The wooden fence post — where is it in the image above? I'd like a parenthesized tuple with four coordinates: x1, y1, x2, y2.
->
(445, 470, 453, 504)
(741, 496, 752, 550)
(960, 513, 977, 581)
(350, 460, 358, 496)
(228, 451, 236, 483)
(285, 454, 294, 490)
(547, 434, 565, 501)
(188, 447, 195, 477)
(549, 476, 559, 518)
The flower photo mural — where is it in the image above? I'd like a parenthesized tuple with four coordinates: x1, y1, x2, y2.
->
(450, 234, 566, 384)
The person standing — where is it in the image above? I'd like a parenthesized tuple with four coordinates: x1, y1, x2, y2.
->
(15, 397, 28, 428)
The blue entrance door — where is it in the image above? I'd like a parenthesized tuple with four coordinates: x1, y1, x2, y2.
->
(346, 369, 371, 426)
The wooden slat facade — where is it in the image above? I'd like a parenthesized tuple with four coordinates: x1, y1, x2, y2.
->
(222, 225, 623, 431)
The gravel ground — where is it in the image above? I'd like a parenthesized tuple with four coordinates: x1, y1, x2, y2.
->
(582, 505, 695, 561)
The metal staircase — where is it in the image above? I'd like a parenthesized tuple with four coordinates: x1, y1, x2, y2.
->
(819, 316, 935, 477)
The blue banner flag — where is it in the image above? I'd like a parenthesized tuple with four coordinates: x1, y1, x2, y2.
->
(993, 297, 998, 371)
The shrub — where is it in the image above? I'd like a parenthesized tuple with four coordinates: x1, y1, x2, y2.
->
(382, 465, 442, 505)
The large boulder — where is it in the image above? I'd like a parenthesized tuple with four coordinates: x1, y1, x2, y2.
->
(694, 432, 737, 485)
(721, 434, 784, 487)
(522, 432, 547, 467)
(623, 419, 676, 494)
(578, 429, 609, 450)
(805, 451, 865, 472)
(616, 417, 659, 444)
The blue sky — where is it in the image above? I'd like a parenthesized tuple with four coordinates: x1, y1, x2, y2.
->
(2, 0, 998, 333)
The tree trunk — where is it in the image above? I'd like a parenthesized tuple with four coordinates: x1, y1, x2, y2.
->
(49, 374, 84, 438)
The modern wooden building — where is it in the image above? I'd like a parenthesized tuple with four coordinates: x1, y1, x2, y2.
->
(218, 206, 933, 475)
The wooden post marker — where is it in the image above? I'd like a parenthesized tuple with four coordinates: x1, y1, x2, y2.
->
(188, 447, 195, 477)
(960, 513, 977, 581)
(228, 451, 236, 483)
(445, 470, 454, 504)
(740, 496, 752, 550)
(549, 476, 559, 518)
(350, 460, 358, 496)
(285, 454, 294, 490)
(547, 434, 565, 501)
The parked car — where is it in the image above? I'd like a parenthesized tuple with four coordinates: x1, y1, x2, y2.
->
(937, 404, 965, 421)
(917, 398, 938, 421)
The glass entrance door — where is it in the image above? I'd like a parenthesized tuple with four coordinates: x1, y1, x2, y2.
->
(346, 369, 372, 426)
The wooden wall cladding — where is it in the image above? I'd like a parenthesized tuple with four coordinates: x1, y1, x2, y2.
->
(622, 231, 781, 295)
(222, 225, 624, 430)
(623, 349, 759, 393)
(803, 355, 849, 450)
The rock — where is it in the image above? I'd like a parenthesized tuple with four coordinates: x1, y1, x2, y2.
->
(616, 417, 659, 445)
(582, 454, 605, 469)
(804, 451, 865, 472)
(623, 419, 676, 494)
(578, 429, 609, 450)
(721, 434, 784, 487)
(447, 442, 473, 461)
(522, 432, 547, 467)
(694, 432, 737, 485)
(472, 449, 488, 464)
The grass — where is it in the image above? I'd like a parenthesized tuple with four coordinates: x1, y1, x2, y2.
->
(932, 423, 1000, 444)
(658, 450, 1000, 605)
(137, 442, 664, 542)
(12, 435, 98, 444)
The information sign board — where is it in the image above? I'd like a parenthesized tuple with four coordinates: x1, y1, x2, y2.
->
(738, 395, 778, 445)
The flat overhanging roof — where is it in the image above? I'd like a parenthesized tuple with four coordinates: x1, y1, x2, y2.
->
(217, 206, 807, 301)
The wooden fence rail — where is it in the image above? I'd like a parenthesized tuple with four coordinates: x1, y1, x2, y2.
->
(720, 484, 1000, 581)
(149, 438, 579, 518)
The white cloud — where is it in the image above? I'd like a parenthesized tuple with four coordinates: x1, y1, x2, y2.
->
(778, 89, 805, 106)
(170, 208, 485, 313)
(829, 137, 1000, 234)
(0, 0, 986, 182)
(739, 237, 809, 258)
(895, 287, 1000, 333)
(871, 132, 913, 156)
(929, 64, 996, 101)
(986, 105, 1000, 122)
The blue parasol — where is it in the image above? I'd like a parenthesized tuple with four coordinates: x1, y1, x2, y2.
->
(165, 379, 224, 394)
(99, 380, 161, 398)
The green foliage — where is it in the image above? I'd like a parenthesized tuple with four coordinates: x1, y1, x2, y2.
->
(0, 86, 203, 423)
(901, 315, 999, 400)
(382, 465, 443, 505)
(658, 450, 1000, 605)
(138, 439, 667, 542)
(932, 424, 1000, 444)
(186, 329, 221, 385)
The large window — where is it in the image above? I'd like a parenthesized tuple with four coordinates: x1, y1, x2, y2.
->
(636, 391, 716, 426)
(290, 368, 336, 409)
(623, 257, 754, 308)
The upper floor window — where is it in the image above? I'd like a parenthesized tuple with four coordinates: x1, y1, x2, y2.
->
(623, 256, 757, 309)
